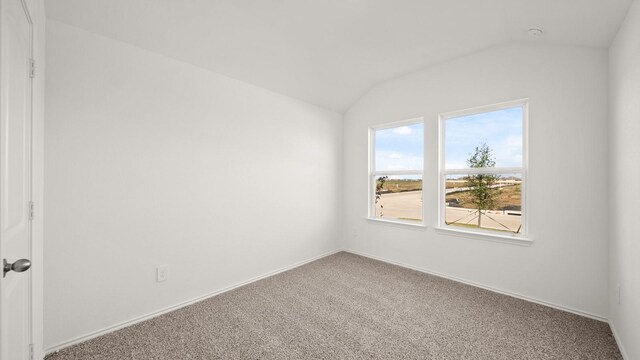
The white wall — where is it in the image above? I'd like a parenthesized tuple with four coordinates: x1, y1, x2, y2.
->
(609, 1, 640, 358)
(44, 20, 342, 350)
(343, 42, 610, 318)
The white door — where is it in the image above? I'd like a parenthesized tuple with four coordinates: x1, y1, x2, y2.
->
(0, 0, 34, 359)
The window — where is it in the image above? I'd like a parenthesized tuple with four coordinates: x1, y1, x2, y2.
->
(439, 100, 527, 237)
(369, 119, 424, 225)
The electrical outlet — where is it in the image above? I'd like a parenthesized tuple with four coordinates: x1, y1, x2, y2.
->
(157, 265, 168, 283)
(617, 284, 621, 304)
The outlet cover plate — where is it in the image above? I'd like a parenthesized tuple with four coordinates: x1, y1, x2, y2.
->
(157, 265, 168, 282)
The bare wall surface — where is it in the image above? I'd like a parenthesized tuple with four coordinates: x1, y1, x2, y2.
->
(609, 0, 640, 358)
(343, 42, 610, 319)
(44, 20, 342, 349)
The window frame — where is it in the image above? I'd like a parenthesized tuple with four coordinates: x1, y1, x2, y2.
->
(437, 99, 529, 241)
(368, 117, 426, 228)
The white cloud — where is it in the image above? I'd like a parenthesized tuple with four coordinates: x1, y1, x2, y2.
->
(376, 151, 423, 171)
(392, 126, 412, 135)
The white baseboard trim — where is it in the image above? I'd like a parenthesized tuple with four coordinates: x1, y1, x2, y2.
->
(343, 249, 609, 323)
(608, 320, 628, 360)
(44, 249, 342, 355)
(45, 248, 621, 357)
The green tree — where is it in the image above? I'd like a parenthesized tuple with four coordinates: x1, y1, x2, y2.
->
(466, 143, 499, 227)
(375, 176, 388, 217)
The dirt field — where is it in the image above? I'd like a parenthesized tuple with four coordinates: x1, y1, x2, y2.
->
(446, 184, 521, 210)
(376, 179, 520, 211)
(376, 190, 522, 233)
(377, 178, 422, 193)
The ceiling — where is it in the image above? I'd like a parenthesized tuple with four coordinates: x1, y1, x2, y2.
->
(45, 0, 632, 113)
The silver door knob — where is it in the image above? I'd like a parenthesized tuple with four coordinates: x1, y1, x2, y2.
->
(3, 258, 31, 278)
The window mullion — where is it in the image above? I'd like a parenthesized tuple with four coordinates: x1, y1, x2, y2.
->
(373, 170, 423, 176)
(443, 167, 522, 175)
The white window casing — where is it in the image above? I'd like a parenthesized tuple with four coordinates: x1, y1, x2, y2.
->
(438, 99, 530, 243)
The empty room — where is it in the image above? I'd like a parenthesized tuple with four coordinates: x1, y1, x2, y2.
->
(1, 0, 639, 359)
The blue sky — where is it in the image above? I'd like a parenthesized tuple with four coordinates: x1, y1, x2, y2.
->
(374, 106, 523, 172)
(375, 122, 424, 171)
(445, 107, 523, 169)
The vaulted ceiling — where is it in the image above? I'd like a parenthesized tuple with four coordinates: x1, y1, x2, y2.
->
(45, 0, 632, 113)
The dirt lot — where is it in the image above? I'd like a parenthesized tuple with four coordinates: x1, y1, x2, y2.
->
(376, 177, 521, 210)
(376, 190, 522, 233)
(446, 184, 521, 210)
(377, 178, 421, 193)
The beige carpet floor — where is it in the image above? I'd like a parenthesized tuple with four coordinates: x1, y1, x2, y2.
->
(46, 252, 622, 360)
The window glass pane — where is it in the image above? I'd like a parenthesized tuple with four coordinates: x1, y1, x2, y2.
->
(374, 175, 422, 222)
(444, 173, 522, 233)
(375, 123, 424, 171)
(445, 107, 522, 169)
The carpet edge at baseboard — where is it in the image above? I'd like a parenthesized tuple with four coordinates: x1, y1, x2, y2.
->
(44, 248, 343, 355)
(343, 249, 609, 323)
(608, 320, 629, 360)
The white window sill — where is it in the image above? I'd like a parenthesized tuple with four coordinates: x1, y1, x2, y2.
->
(435, 226, 532, 246)
(366, 217, 427, 231)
